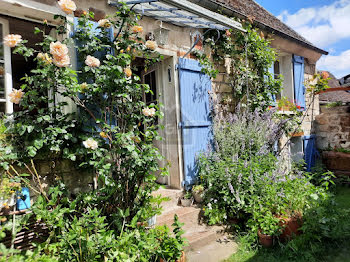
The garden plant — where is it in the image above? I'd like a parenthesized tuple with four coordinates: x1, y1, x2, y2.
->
(193, 17, 350, 261)
(0, 0, 187, 261)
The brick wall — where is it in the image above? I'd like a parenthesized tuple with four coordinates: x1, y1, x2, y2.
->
(315, 106, 350, 150)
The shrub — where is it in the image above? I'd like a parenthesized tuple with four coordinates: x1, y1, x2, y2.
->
(198, 108, 333, 240)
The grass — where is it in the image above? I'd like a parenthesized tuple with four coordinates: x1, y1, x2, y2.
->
(224, 185, 350, 262)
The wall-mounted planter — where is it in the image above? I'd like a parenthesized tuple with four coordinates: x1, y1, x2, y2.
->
(17, 187, 30, 211)
(289, 132, 304, 137)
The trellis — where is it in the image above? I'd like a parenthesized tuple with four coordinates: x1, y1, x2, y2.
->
(108, 0, 245, 31)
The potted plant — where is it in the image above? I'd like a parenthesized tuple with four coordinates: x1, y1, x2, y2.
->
(192, 185, 204, 203)
(180, 191, 193, 207)
(278, 212, 303, 242)
(277, 97, 297, 112)
(158, 215, 187, 262)
(257, 213, 281, 247)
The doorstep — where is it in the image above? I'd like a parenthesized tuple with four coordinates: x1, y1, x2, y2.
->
(154, 188, 238, 262)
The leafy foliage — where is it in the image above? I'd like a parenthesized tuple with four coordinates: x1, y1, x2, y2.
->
(195, 23, 282, 112)
(0, 3, 187, 261)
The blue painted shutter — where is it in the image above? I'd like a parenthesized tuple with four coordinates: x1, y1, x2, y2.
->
(178, 58, 212, 187)
(293, 55, 306, 110)
(73, 18, 114, 131)
(303, 135, 317, 172)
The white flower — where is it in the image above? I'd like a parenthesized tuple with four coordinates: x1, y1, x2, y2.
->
(142, 107, 156, 117)
(58, 0, 77, 15)
(4, 34, 22, 47)
(9, 89, 24, 104)
(85, 55, 100, 67)
(98, 19, 111, 28)
(83, 138, 98, 150)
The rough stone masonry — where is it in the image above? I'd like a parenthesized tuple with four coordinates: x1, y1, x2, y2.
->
(315, 105, 350, 150)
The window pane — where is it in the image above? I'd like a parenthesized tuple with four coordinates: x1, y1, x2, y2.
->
(144, 71, 157, 105)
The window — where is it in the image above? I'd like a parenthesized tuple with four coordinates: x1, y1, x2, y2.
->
(0, 18, 13, 114)
(290, 137, 304, 163)
(144, 70, 157, 106)
(273, 60, 281, 101)
(277, 54, 294, 103)
(0, 16, 53, 115)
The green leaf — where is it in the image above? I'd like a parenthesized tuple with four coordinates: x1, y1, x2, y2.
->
(27, 125, 35, 133)
(34, 139, 44, 149)
(27, 146, 37, 157)
(43, 115, 51, 121)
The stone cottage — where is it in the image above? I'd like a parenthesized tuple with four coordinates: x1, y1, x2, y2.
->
(0, 0, 327, 190)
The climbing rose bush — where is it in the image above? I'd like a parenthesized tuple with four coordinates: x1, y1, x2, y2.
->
(1, 1, 166, 226)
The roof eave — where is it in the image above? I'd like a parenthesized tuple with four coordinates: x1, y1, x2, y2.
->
(192, 0, 328, 55)
(255, 21, 329, 55)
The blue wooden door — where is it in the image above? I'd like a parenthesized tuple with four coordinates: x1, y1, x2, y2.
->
(178, 58, 212, 187)
(303, 135, 317, 172)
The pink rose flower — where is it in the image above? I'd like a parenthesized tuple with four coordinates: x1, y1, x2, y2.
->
(132, 26, 143, 34)
(85, 55, 100, 67)
(98, 19, 111, 28)
(142, 107, 156, 117)
(3, 34, 22, 48)
(9, 89, 24, 104)
(145, 40, 157, 51)
(58, 0, 77, 15)
(53, 54, 70, 67)
(124, 67, 132, 78)
(50, 41, 69, 59)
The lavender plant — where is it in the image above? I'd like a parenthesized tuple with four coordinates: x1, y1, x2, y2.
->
(198, 107, 328, 232)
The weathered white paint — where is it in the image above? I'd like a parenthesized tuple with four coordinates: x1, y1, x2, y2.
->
(0, 17, 13, 114)
(0, 0, 63, 25)
(279, 54, 294, 102)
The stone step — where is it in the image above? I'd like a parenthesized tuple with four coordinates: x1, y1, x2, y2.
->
(152, 187, 183, 213)
(153, 187, 233, 257)
(156, 206, 200, 229)
(184, 225, 224, 251)
(186, 236, 238, 262)
(156, 206, 226, 251)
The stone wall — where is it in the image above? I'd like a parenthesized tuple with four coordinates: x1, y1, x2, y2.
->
(315, 106, 350, 150)
(11, 160, 94, 205)
(301, 70, 320, 136)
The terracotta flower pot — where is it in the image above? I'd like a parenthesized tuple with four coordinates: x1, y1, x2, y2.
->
(279, 215, 303, 242)
(159, 251, 186, 262)
(258, 229, 274, 248)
